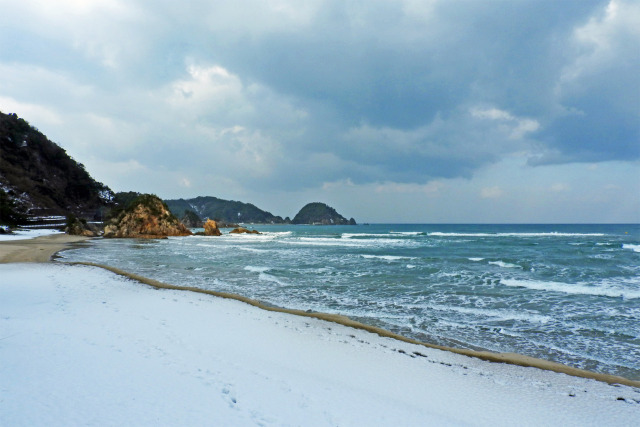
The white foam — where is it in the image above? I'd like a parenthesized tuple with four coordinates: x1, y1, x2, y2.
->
(244, 265, 289, 286)
(341, 233, 388, 238)
(244, 266, 271, 273)
(237, 247, 271, 253)
(501, 279, 640, 299)
(427, 304, 552, 324)
(488, 261, 519, 269)
(468, 257, 484, 262)
(285, 237, 414, 248)
(429, 232, 606, 237)
(361, 254, 417, 261)
(622, 244, 640, 253)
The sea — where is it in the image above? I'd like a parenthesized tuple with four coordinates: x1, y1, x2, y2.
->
(60, 223, 640, 380)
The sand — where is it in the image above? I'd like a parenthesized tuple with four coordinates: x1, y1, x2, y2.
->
(1, 233, 639, 425)
(0, 233, 89, 263)
(2, 262, 639, 426)
(1, 232, 639, 389)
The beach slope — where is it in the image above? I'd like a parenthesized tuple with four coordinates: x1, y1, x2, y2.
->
(1, 262, 638, 426)
(0, 233, 87, 263)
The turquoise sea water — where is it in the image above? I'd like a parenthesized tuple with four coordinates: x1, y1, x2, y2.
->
(61, 224, 640, 379)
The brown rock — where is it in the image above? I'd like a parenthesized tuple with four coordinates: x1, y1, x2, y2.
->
(229, 227, 261, 235)
(203, 219, 222, 236)
(103, 194, 192, 238)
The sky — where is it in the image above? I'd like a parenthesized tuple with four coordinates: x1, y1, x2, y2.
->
(0, 0, 638, 223)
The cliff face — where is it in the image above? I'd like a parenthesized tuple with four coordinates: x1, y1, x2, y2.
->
(292, 202, 356, 225)
(104, 194, 192, 238)
(0, 111, 113, 217)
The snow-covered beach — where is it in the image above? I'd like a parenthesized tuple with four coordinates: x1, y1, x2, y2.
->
(1, 236, 639, 426)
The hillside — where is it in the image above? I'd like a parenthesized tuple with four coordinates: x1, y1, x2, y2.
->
(164, 196, 288, 224)
(292, 202, 356, 225)
(0, 111, 113, 219)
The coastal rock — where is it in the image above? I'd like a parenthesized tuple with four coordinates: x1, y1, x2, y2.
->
(65, 214, 98, 237)
(229, 227, 261, 235)
(203, 219, 222, 236)
(103, 194, 192, 239)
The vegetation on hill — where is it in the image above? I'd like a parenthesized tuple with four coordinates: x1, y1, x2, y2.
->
(0, 111, 113, 217)
(0, 188, 27, 226)
(292, 202, 356, 225)
(164, 196, 287, 224)
(180, 209, 202, 228)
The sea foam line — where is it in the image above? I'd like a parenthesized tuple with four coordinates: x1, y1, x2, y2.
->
(622, 244, 640, 253)
(501, 279, 640, 299)
(428, 232, 606, 237)
(361, 255, 417, 261)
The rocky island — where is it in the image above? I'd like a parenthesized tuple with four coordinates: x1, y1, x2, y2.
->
(292, 202, 356, 225)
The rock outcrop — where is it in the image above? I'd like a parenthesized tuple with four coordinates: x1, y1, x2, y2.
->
(103, 194, 192, 238)
(229, 227, 261, 234)
(203, 219, 222, 236)
(65, 214, 99, 237)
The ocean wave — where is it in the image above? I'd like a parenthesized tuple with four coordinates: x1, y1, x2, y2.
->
(244, 266, 271, 273)
(488, 261, 520, 269)
(341, 231, 425, 239)
(426, 304, 552, 324)
(468, 258, 484, 262)
(237, 247, 272, 253)
(428, 232, 606, 237)
(622, 244, 640, 253)
(361, 255, 417, 261)
(284, 237, 415, 248)
(501, 279, 640, 299)
(342, 233, 388, 238)
(244, 265, 289, 286)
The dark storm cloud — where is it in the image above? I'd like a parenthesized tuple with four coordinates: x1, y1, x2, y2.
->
(0, 0, 637, 193)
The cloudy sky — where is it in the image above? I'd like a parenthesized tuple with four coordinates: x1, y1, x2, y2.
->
(1, 0, 638, 223)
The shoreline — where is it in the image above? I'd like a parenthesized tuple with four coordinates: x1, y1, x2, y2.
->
(0, 233, 90, 263)
(1, 234, 639, 388)
(69, 260, 640, 388)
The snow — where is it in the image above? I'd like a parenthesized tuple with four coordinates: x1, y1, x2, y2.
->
(1, 263, 638, 426)
(0, 228, 62, 241)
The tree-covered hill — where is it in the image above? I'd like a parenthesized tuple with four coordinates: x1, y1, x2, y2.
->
(0, 111, 113, 220)
(292, 202, 356, 225)
(164, 196, 288, 224)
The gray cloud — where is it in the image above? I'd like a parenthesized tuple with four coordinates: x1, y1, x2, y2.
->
(0, 0, 638, 221)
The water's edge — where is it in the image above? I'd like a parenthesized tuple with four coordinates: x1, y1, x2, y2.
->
(55, 252, 640, 388)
